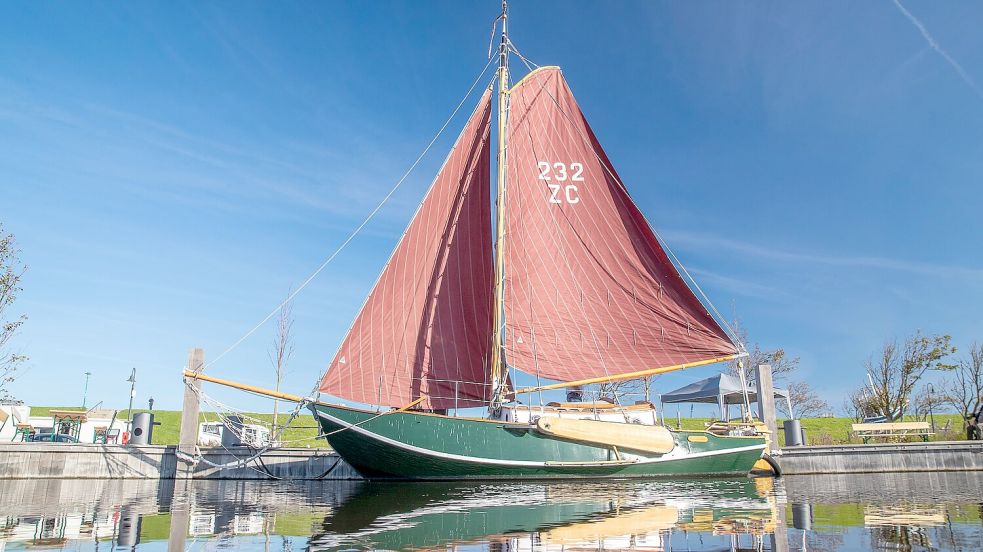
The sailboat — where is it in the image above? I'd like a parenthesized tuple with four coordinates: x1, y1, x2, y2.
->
(306, 2, 768, 479)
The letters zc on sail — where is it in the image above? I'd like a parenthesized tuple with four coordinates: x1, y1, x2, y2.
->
(502, 67, 736, 383)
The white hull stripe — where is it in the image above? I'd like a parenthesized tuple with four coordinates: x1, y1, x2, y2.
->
(314, 409, 766, 468)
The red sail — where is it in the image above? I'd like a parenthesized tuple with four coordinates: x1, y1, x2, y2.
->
(503, 68, 736, 383)
(320, 91, 494, 410)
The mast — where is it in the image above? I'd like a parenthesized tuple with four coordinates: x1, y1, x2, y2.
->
(489, 0, 509, 406)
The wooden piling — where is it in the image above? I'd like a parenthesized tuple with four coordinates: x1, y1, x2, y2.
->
(754, 364, 779, 452)
(176, 348, 204, 479)
(166, 480, 192, 552)
(769, 496, 790, 551)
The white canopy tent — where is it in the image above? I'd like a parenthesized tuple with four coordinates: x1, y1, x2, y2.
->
(660, 373, 792, 421)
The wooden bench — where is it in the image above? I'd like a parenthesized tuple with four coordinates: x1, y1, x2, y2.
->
(851, 421, 934, 443)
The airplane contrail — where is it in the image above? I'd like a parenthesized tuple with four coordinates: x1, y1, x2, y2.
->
(892, 0, 983, 100)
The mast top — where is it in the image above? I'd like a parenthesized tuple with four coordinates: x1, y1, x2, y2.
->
(498, 0, 508, 68)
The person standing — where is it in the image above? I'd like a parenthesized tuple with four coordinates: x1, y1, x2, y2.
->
(967, 416, 980, 441)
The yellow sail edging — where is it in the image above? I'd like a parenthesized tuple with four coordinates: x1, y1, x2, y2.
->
(509, 65, 561, 92)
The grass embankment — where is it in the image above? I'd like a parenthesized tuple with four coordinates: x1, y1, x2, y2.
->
(781, 414, 966, 446)
(31, 407, 970, 447)
(30, 406, 330, 448)
(670, 414, 968, 445)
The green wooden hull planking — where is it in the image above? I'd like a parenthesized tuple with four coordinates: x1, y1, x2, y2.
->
(311, 403, 766, 480)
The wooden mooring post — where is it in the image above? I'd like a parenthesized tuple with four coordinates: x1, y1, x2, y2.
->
(176, 347, 204, 479)
(166, 480, 192, 552)
(754, 364, 779, 452)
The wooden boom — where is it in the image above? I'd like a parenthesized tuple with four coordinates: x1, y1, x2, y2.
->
(182, 370, 307, 403)
(181, 370, 429, 412)
(511, 354, 742, 395)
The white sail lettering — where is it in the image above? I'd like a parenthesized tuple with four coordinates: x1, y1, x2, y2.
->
(571, 162, 584, 181)
(540, 162, 584, 204)
(548, 184, 562, 203)
(553, 162, 567, 181)
(565, 184, 580, 204)
(537, 162, 583, 182)
(548, 184, 580, 204)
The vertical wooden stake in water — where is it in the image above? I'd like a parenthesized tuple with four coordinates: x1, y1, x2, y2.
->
(754, 364, 778, 452)
(166, 480, 192, 552)
(770, 497, 790, 551)
(177, 347, 204, 479)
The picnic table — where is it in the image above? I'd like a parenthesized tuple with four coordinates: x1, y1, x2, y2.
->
(49, 410, 87, 442)
(13, 423, 33, 442)
(851, 421, 934, 443)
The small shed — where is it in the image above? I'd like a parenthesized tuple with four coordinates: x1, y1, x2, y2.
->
(660, 373, 792, 421)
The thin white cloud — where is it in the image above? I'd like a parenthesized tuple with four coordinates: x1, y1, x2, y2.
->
(666, 231, 983, 281)
(686, 267, 790, 301)
(892, 0, 983, 101)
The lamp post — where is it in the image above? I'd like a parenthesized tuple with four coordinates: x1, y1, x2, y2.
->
(927, 384, 936, 433)
(126, 368, 136, 433)
(82, 371, 92, 408)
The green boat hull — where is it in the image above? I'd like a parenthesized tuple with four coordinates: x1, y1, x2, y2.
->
(311, 403, 766, 480)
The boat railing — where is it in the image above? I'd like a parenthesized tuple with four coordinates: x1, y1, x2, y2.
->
(390, 376, 666, 420)
(375, 376, 494, 413)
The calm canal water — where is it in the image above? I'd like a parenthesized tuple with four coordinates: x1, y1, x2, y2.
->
(0, 472, 980, 551)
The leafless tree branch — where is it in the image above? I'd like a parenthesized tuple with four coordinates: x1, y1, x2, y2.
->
(268, 294, 294, 438)
(0, 225, 27, 401)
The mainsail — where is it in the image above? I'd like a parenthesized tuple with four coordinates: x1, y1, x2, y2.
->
(320, 91, 494, 410)
(502, 67, 736, 384)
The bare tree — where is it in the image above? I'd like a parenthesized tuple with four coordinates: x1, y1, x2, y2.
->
(597, 379, 638, 404)
(727, 319, 799, 383)
(592, 375, 661, 407)
(640, 375, 658, 403)
(0, 226, 27, 400)
(865, 332, 956, 421)
(844, 386, 876, 422)
(778, 380, 829, 419)
(909, 385, 946, 425)
(942, 342, 983, 420)
(269, 297, 294, 438)
(725, 318, 830, 421)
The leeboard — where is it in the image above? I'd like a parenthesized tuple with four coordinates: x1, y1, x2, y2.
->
(535, 417, 675, 454)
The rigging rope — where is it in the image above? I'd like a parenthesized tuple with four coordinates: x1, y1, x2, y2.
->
(204, 54, 498, 371)
(187, 377, 421, 472)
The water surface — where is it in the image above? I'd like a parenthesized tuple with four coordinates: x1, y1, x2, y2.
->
(0, 472, 980, 551)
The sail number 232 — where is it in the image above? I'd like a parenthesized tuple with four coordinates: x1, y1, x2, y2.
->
(538, 161, 583, 204)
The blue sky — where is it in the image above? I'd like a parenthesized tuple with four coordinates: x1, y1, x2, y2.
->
(2, 1, 982, 412)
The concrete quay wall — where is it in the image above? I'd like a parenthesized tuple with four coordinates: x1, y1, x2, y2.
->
(3, 441, 982, 479)
(778, 441, 983, 475)
(0, 443, 362, 480)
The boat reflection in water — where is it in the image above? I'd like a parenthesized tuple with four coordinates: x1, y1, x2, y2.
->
(0, 473, 981, 551)
(309, 478, 779, 551)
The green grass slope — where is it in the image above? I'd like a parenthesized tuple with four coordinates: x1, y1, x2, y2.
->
(30, 407, 969, 447)
(30, 406, 329, 448)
